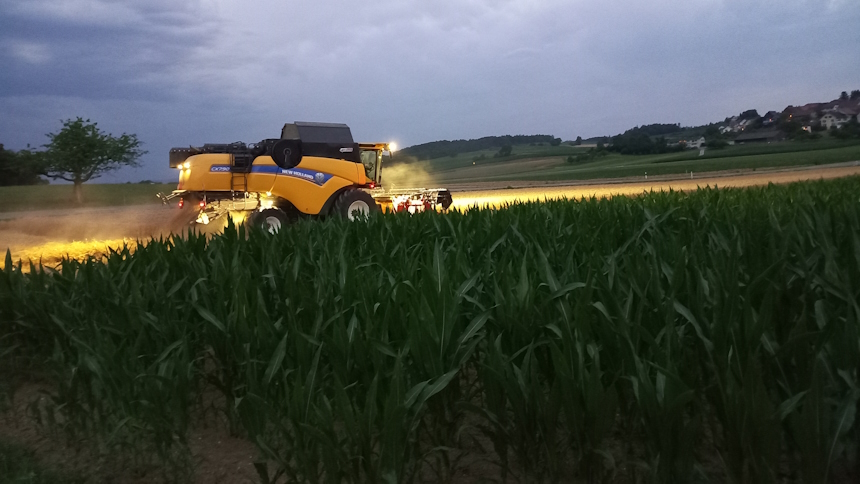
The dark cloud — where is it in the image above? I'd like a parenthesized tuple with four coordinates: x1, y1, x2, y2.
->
(1, 0, 858, 183)
(1, 0, 219, 101)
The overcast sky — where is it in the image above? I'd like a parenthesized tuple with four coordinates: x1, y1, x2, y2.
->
(2, 0, 858, 183)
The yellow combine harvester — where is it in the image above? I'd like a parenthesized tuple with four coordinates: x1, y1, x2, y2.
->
(160, 122, 453, 231)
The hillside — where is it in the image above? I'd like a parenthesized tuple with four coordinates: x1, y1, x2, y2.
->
(398, 90, 860, 163)
(397, 134, 562, 161)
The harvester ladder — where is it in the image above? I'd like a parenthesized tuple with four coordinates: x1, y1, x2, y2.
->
(230, 153, 251, 193)
(231, 172, 247, 192)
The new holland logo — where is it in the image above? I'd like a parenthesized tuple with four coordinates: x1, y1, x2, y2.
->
(280, 168, 331, 185)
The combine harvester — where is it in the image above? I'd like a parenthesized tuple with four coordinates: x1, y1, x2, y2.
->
(160, 122, 453, 231)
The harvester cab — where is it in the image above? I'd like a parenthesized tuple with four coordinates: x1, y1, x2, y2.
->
(160, 122, 453, 230)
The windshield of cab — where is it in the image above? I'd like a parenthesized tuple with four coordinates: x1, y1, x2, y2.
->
(360, 149, 379, 182)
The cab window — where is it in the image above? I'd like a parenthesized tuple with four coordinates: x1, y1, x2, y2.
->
(360, 149, 379, 182)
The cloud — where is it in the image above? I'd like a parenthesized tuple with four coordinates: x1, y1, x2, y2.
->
(5, 40, 51, 64)
(0, 0, 858, 183)
(0, 0, 221, 101)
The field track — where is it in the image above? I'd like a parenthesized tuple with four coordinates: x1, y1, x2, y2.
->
(2, 162, 859, 269)
(446, 161, 860, 208)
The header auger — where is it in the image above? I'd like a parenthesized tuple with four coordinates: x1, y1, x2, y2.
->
(160, 122, 453, 231)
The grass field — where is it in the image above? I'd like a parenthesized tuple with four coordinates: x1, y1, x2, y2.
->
(400, 138, 860, 184)
(3, 176, 860, 482)
(0, 183, 173, 213)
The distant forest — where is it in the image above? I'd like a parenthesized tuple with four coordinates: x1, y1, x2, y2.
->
(398, 135, 559, 161)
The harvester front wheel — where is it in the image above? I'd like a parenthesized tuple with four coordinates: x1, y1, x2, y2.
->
(334, 189, 379, 221)
(249, 208, 289, 234)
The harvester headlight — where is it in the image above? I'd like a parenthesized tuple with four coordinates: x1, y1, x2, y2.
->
(183, 162, 190, 169)
(388, 142, 397, 153)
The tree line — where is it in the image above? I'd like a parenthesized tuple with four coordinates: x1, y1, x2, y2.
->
(606, 125, 686, 156)
(0, 145, 44, 186)
(398, 134, 561, 161)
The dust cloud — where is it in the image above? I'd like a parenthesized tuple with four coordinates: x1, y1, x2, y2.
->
(380, 163, 437, 189)
(0, 205, 198, 270)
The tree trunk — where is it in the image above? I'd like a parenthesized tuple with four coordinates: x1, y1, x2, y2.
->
(74, 180, 83, 204)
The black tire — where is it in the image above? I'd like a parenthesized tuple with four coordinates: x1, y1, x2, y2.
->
(436, 190, 453, 210)
(248, 208, 289, 233)
(271, 139, 302, 169)
(333, 189, 379, 221)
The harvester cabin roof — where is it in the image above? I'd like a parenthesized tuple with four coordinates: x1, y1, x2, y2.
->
(280, 121, 360, 163)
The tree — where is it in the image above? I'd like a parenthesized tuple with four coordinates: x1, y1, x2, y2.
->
(550, 137, 561, 146)
(703, 125, 721, 139)
(574, 136, 583, 145)
(495, 144, 512, 157)
(705, 138, 728, 149)
(0, 144, 44, 186)
(738, 109, 760, 120)
(851, 90, 860, 100)
(36, 118, 145, 203)
(840, 91, 849, 100)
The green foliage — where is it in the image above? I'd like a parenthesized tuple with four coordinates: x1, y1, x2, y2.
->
(705, 138, 729, 149)
(608, 129, 685, 155)
(0, 146, 43, 186)
(626, 123, 682, 137)
(30, 118, 146, 202)
(494, 144, 513, 158)
(4, 177, 860, 481)
(833, 119, 860, 140)
(738, 109, 760, 120)
(399, 134, 556, 161)
(566, 146, 609, 164)
(779, 118, 807, 139)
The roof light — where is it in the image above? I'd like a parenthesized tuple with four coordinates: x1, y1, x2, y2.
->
(388, 142, 397, 153)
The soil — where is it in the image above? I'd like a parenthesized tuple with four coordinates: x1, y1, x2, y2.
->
(0, 383, 260, 483)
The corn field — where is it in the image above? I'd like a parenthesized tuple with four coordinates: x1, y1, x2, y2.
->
(2, 177, 860, 483)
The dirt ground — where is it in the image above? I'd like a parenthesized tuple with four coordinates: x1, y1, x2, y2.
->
(2, 162, 859, 270)
(445, 161, 860, 208)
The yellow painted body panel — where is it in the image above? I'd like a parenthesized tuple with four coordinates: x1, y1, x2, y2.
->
(299, 156, 366, 185)
(178, 154, 232, 191)
(178, 154, 367, 215)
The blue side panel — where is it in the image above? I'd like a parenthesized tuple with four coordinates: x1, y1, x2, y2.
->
(251, 166, 281, 174)
(208, 164, 333, 186)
